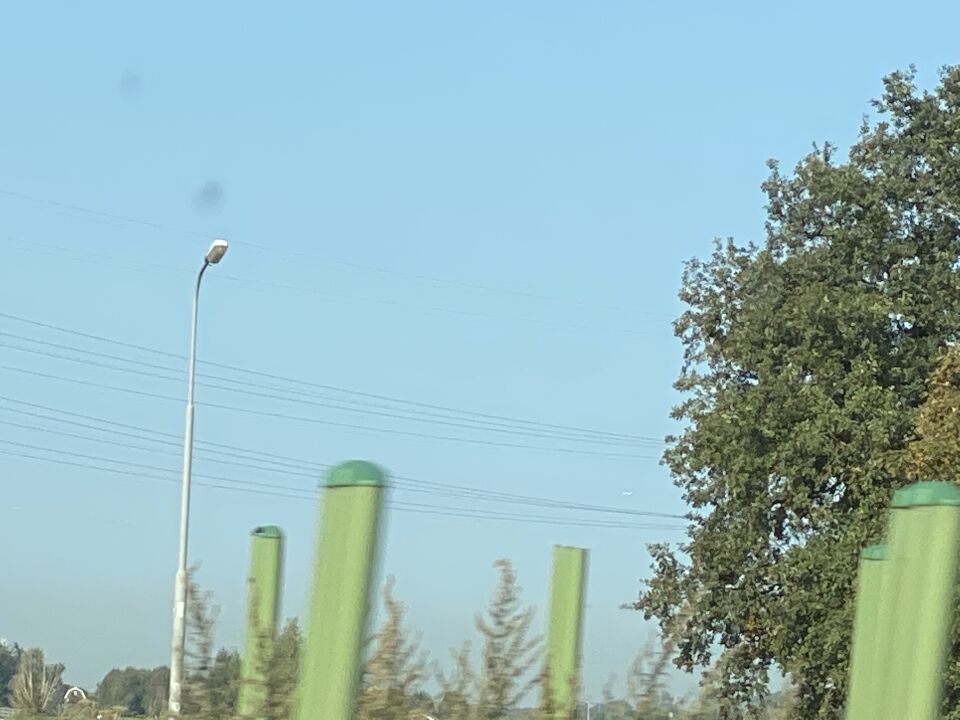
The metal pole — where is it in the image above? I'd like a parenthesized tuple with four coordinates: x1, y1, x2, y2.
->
(892, 482, 960, 719)
(844, 544, 886, 720)
(867, 492, 913, 720)
(238, 526, 284, 720)
(167, 260, 209, 718)
(294, 461, 387, 720)
(545, 545, 589, 719)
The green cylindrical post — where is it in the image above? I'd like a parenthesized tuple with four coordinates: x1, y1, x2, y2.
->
(238, 525, 284, 720)
(890, 482, 960, 720)
(294, 461, 387, 720)
(545, 545, 589, 718)
(869, 494, 915, 719)
(844, 544, 886, 720)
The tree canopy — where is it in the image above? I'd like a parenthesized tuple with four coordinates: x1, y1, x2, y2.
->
(634, 66, 960, 718)
(95, 667, 168, 716)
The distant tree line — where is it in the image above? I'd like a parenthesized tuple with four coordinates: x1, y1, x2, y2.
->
(2, 559, 799, 720)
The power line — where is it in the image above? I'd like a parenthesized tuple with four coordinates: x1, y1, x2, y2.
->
(385, 501, 683, 530)
(0, 396, 331, 473)
(0, 334, 652, 448)
(0, 187, 667, 318)
(0, 446, 316, 502)
(0, 363, 655, 460)
(0, 311, 663, 445)
(0, 418, 318, 479)
(7, 237, 651, 338)
(0, 188, 210, 239)
(0, 395, 685, 520)
(0, 444, 684, 530)
(0, 437, 306, 493)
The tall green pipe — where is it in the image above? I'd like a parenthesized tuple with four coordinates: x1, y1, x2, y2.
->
(890, 482, 960, 719)
(545, 545, 589, 718)
(238, 525, 284, 720)
(844, 544, 885, 720)
(294, 461, 387, 720)
(867, 493, 915, 719)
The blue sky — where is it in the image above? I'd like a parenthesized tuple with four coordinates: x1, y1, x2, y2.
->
(1, 0, 957, 702)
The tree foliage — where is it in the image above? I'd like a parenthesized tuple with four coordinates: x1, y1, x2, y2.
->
(0, 642, 22, 707)
(436, 642, 475, 720)
(10, 648, 63, 715)
(143, 667, 170, 718)
(904, 344, 960, 481)
(259, 618, 301, 720)
(96, 667, 145, 715)
(633, 65, 960, 717)
(475, 560, 541, 719)
(95, 666, 168, 717)
(356, 578, 429, 720)
(625, 635, 674, 718)
(181, 568, 241, 720)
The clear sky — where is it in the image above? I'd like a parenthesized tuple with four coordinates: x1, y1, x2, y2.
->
(1, 0, 957, 703)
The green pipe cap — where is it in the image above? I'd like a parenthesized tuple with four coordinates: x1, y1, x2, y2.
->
(325, 460, 387, 488)
(860, 544, 886, 561)
(892, 481, 960, 508)
(252, 525, 282, 539)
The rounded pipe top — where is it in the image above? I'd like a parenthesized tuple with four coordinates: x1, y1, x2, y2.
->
(892, 481, 960, 508)
(252, 525, 283, 539)
(860, 544, 886, 561)
(325, 460, 387, 488)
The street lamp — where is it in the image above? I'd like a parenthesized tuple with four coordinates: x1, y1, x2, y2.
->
(167, 238, 229, 718)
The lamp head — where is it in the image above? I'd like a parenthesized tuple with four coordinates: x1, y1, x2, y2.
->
(205, 238, 229, 264)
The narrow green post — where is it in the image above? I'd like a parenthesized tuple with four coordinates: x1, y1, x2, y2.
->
(844, 544, 886, 720)
(294, 461, 387, 720)
(238, 525, 284, 720)
(867, 493, 915, 719)
(890, 482, 960, 720)
(545, 545, 589, 718)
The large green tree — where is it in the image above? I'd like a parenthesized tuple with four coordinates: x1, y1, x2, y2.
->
(634, 66, 960, 718)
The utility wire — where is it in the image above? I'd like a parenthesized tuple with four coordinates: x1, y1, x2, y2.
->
(0, 312, 662, 445)
(0, 187, 667, 318)
(0, 396, 685, 520)
(0, 363, 654, 460)
(0, 443, 683, 530)
(0, 397, 330, 473)
(0, 335, 650, 448)
(0, 418, 317, 479)
(6, 238, 649, 338)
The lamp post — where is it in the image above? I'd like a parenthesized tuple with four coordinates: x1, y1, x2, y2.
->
(167, 238, 228, 718)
